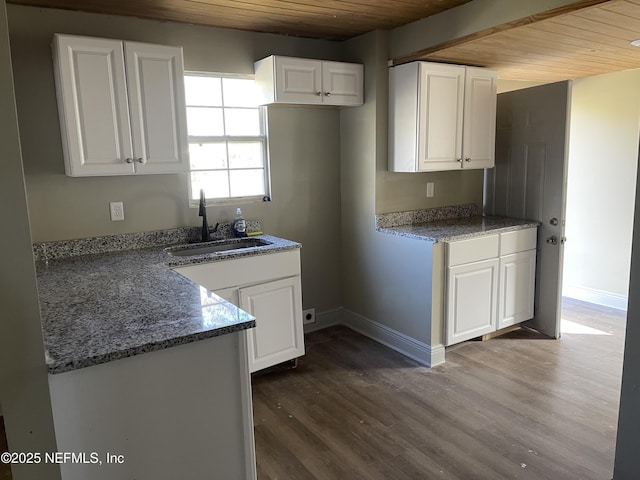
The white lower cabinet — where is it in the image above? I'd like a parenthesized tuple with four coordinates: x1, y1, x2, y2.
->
(174, 250, 305, 372)
(445, 227, 537, 346)
(239, 277, 303, 372)
(498, 250, 536, 329)
(446, 258, 499, 345)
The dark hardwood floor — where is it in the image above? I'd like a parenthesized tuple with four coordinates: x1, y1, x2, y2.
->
(252, 298, 625, 480)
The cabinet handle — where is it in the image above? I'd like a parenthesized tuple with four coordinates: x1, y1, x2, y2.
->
(324, 92, 331, 96)
(136, 157, 146, 164)
(125, 158, 134, 164)
(465, 158, 471, 162)
(456, 158, 462, 163)
(316, 91, 323, 96)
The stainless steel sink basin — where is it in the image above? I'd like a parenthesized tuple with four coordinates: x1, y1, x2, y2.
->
(166, 238, 272, 257)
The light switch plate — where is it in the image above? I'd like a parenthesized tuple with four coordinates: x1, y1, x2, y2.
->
(426, 182, 435, 198)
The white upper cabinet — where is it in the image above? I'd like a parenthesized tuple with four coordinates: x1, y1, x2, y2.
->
(463, 67, 498, 169)
(53, 34, 189, 177)
(389, 61, 497, 173)
(254, 55, 363, 106)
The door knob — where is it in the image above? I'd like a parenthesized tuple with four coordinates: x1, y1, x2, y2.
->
(546, 236, 558, 245)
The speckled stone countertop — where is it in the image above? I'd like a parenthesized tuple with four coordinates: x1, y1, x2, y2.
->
(376, 208, 539, 243)
(36, 232, 300, 374)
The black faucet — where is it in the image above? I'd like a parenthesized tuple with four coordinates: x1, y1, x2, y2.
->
(198, 189, 219, 242)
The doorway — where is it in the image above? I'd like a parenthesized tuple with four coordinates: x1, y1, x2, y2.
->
(562, 68, 640, 316)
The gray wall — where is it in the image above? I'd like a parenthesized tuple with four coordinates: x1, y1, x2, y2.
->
(7, 5, 342, 313)
(0, 1, 60, 479)
(340, 31, 436, 345)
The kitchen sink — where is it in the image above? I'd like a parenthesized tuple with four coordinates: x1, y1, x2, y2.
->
(166, 238, 272, 257)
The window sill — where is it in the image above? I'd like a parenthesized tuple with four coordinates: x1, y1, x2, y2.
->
(188, 195, 271, 208)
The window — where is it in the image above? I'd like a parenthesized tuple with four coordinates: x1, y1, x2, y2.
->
(184, 73, 269, 203)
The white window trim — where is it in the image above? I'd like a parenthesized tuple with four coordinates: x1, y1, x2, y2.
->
(185, 71, 271, 207)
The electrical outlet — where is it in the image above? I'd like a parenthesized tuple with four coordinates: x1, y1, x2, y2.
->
(426, 182, 435, 198)
(110, 202, 125, 221)
(303, 308, 316, 325)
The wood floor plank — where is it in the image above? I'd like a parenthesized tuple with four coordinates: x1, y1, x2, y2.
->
(252, 299, 624, 479)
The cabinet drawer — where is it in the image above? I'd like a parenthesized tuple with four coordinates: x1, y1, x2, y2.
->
(447, 234, 499, 267)
(500, 228, 537, 255)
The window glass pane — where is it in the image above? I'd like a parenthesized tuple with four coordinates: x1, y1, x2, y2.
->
(228, 142, 263, 169)
(185, 76, 222, 106)
(222, 78, 260, 107)
(187, 107, 224, 136)
(224, 108, 260, 136)
(191, 171, 230, 200)
(189, 143, 228, 170)
(229, 169, 265, 197)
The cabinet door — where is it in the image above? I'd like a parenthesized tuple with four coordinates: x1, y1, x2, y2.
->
(124, 42, 189, 174)
(214, 287, 240, 306)
(240, 276, 304, 373)
(321, 61, 363, 106)
(418, 63, 465, 172)
(462, 67, 497, 169)
(498, 250, 536, 329)
(446, 258, 499, 346)
(274, 57, 323, 104)
(53, 35, 134, 176)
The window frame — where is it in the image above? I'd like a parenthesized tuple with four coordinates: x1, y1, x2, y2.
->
(184, 71, 271, 207)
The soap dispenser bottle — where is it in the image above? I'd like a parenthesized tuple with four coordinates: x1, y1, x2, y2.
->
(232, 208, 247, 238)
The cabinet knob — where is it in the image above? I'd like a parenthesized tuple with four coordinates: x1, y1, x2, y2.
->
(465, 158, 471, 162)
(456, 158, 462, 163)
(136, 157, 146, 164)
(546, 236, 558, 245)
(316, 91, 323, 96)
(324, 92, 331, 96)
(125, 158, 134, 164)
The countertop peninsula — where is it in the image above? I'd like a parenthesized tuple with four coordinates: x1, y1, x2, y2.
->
(35, 230, 300, 374)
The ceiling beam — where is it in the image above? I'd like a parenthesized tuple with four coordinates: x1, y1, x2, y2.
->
(391, 0, 612, 66)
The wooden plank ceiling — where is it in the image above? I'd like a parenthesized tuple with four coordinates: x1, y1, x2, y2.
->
(10, 0, 640, 82)
(408, 0, 640, 82)
(6, 0, 473, 40)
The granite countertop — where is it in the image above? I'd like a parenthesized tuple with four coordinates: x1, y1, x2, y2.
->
(377, 215, 540, 243)
(36, 232, 300, 374)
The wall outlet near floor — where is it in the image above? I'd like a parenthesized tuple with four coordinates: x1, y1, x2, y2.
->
(110, 201, 125, 221)
(426, 182, 435, 198)
(303, 308, 316, 325)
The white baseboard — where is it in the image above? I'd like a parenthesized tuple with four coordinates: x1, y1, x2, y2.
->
(341, 308, 445, 367)
(563, 284, 628, 311)
(303, 307, 343, 334)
